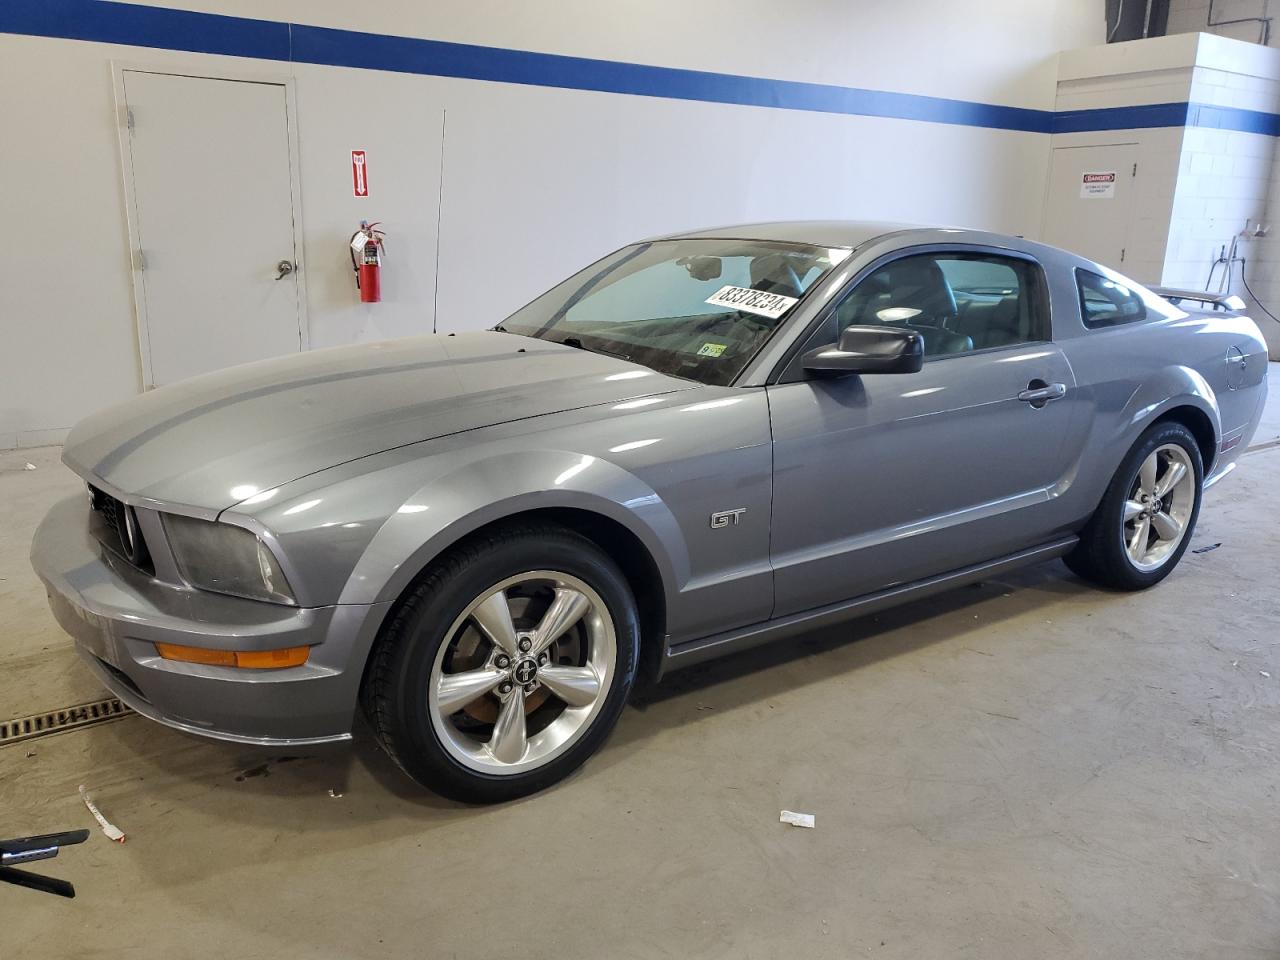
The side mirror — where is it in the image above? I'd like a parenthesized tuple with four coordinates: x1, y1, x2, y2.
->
(802, 325, 924, 377)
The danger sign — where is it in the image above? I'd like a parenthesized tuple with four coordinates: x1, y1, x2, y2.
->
(1080, 171, 1116, 199)
(351, 150, 369, 197)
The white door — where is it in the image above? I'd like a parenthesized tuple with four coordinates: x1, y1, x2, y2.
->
(121, 71, 303, 387)
(1041, 143, 1139, 269)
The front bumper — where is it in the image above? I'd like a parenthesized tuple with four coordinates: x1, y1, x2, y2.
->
(31, 496, 390, 746)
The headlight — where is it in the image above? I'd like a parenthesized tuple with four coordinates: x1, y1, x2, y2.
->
(163, 514, 296, 605)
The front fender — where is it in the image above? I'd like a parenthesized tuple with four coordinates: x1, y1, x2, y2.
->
(337, 448, 687, 609)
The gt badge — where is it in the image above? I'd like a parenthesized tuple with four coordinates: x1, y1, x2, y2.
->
(709, 508, 746, 529)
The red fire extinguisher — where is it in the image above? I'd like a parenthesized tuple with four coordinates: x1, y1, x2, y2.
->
(350, 221, 386, 303)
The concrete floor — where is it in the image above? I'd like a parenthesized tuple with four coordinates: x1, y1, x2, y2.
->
(3, 368, 1279, 959)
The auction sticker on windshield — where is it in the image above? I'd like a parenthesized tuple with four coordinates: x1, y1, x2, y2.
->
(705, 285, 799, 320)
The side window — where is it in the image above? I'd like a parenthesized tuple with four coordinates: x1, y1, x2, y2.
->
(1077, 269, 1147, 328)
(832, 252, 1048, 358)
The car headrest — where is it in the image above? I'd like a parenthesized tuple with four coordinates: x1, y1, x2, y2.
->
(750, 255, 803, 300)
(885, 257, 957, 319)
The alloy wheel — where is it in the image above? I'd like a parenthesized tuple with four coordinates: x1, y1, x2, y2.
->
(427, 570, 616, 775)
(1121, 443, 1196, 571)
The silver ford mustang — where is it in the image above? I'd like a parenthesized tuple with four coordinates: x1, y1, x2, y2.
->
(32, 222, 1268, 801)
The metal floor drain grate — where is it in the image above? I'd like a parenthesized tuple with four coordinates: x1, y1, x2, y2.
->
(1, 698, 133, 746)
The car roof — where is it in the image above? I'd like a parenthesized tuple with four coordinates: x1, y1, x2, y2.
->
(653, 220, 938, 249)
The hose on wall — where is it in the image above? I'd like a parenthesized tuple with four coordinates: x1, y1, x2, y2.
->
(1238, 260, 1280, 325)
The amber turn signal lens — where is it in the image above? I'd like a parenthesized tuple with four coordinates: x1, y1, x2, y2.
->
(234, 646, 310, 669)
(154, 643, 310, 669)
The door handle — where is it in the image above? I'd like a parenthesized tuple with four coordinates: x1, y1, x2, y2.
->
(1017, 380, 1066, 408)
(275, 260, 295, 280)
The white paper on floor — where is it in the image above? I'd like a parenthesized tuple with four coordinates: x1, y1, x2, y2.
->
(79, 785, 126, 843)
(780, 810, 815, 829)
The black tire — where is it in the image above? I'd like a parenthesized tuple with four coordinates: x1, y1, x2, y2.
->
(1065, 420, 1204, 591)
(362, 523, 639, 803)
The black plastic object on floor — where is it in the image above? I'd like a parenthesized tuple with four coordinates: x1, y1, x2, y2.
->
(0, 829, 89, 899)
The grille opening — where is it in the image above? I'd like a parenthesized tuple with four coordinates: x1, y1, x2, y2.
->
(0, 698, 133, 746)
(94, 656, 148, 703)
(88, 486, 155, 574)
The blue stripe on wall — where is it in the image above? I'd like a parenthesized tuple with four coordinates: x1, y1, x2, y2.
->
(288, 23, 1055, 133)
(1186, 103, 1280, 137)
(0, 0, 288, 60)
(3, 0, 1279, 138)
(1052, 102, 1192, 134)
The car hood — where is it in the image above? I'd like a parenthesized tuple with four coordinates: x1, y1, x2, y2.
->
(64, 332, 694, 510)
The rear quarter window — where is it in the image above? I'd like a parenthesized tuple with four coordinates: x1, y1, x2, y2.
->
(1077, 269, 1147, 329)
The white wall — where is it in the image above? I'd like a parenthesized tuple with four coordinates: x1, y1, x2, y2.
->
(1174, 37, 1280, 356)
(430, 81, 1056, 333)
(1165, 37, 1279, 294)
(1051, 35, 1202, 285)
(1049, 32, 1280, 356)
(133, 0, 1095, 110)
(1251, 151, 1280, 350)
(0, 1, 1102, 448)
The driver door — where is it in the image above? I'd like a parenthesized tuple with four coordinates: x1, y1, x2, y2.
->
(766, 247, 1080, 617)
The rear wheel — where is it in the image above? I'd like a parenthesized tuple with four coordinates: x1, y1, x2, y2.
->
(1065, 421, 1203, 590)
(363, 525, 639, 802)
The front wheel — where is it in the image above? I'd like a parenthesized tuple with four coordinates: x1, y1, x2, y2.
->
(363, 525, 639, 802)
(1065, 420, 1203, 590)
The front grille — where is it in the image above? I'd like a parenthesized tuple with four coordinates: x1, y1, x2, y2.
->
(89, 486, 154, 573)
(96, 488, 124, 538)
(88, 485, 127, 554)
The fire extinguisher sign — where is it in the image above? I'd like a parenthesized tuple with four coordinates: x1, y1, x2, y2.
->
(351, 150, 369, 197)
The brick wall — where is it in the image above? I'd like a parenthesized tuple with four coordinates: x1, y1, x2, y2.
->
(1162, 67, 1278, 292)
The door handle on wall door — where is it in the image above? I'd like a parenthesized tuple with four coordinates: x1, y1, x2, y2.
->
(275, 260, 295, 280)
(1017, 380, 1067, 408)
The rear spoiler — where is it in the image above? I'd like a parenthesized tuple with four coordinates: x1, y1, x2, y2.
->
(1150, 287, 1246, 312)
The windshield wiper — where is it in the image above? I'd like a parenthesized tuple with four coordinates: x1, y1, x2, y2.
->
(560, 337, 633, 362)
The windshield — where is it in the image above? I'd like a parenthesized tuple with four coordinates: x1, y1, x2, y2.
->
(499, 239, 850, 385)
